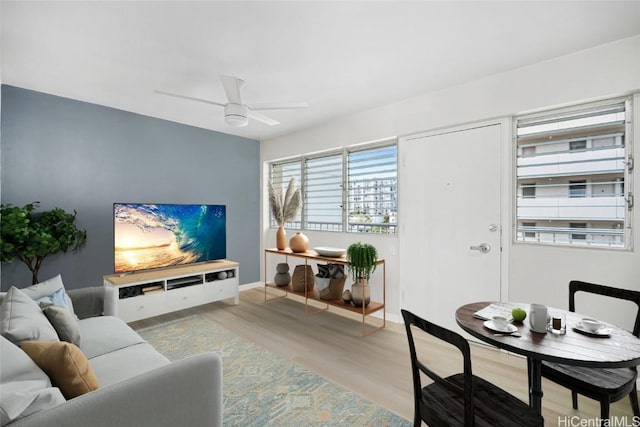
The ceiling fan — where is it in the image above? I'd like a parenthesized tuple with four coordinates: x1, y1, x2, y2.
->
(156, 75, 309, 127)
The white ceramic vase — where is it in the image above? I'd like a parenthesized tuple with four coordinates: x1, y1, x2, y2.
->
(351, 280, 370, 307)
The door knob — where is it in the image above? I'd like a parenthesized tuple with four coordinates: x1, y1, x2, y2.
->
(470, 243, 491, 253)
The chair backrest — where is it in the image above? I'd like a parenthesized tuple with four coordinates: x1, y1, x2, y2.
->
(569, 280, 640, 337)
(401, 309, 474, 425)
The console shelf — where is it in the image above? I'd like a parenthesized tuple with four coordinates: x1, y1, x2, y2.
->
(263, 248, 385, 336)
(104, 260, 239, 322)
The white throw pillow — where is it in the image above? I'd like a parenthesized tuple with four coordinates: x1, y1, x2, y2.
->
(0, 287, 59, 344)
(0, 336, 66, 426)
(19, 275, 76, 317)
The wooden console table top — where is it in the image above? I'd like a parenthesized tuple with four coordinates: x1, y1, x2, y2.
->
(264, 248, 384, 265)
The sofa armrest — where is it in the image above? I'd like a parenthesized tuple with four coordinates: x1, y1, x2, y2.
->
(67, 287, 118, 319)
(9, 352, 223, 427)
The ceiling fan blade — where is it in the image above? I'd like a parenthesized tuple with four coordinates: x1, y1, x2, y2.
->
(249, 111, 280, 126)
(220, 75, 243, 104)
(249, 102, 309, 111)
(155, 90, 226, 107)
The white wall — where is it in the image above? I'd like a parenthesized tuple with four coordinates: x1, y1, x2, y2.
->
(261, 35, 640, 326)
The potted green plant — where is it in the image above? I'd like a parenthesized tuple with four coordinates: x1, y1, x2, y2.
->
(1, 202, 87, 284)
(268, 177, 302, 250)
(346, 242, 378, 307)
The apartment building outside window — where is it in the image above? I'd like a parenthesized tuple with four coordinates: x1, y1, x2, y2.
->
(569, 180, 587, 198)
(269, 140, 398, 234)
(347, 144, 397, 234)
(515, 98, 633, 248)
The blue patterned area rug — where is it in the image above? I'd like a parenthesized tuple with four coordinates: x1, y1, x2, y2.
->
(137, 315, 411, 427)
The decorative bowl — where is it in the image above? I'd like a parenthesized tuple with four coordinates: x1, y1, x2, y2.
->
(314, 247, 346, 257)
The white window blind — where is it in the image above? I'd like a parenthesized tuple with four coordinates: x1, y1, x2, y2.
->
(304, 153, 344, 232)
(270, 160, 302, 228)
(269, 140, 398, 234)
(347, 144, 397, 234)
(515, 98, 632, 248)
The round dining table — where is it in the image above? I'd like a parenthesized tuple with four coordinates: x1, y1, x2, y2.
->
(456, 301, 640, 415)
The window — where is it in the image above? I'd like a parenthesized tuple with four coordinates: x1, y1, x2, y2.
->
(304, 154, 343, 232)
(515, 98, 632, 248)
(270, 160, 302, 228)
(522, 222, 537, 239)
(269, 140, 398, 234)
(569, 140, 587, 151)
(522, 184, 536, 198)
(569, 180, 587, 198)
(347, 145, 398, 234)
(570, 223, 587, 241)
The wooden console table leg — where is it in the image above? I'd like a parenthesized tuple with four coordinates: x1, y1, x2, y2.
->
(303, 258, 329, 317)
(264, 251, 288, 303)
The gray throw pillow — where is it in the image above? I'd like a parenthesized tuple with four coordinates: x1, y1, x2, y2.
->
(42, 305, 81, 347)
(0, 287, 59, 345)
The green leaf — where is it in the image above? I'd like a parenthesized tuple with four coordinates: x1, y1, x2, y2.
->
(1, 202, 87, 284)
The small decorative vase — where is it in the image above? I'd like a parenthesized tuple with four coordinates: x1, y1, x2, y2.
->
(276, 226, 287, 250)
(274, 263, 291, 287)
(289, 232, 309, 253)
(351, 280, 370, 307)
(342, 289, 352, 305)
(291, 264, 315, 292)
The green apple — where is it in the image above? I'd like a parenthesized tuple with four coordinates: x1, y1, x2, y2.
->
(512, 307, 527, 322)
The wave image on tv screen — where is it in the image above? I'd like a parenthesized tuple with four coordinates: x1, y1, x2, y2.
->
(114, 203, 226, 274)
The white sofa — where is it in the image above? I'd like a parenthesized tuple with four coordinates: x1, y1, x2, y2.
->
(0, 280, 223, 427)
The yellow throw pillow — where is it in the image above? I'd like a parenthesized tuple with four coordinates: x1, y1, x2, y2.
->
(20, 341, 99, 399)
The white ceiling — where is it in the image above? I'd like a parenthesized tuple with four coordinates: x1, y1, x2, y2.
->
(2, 1, 640, 141)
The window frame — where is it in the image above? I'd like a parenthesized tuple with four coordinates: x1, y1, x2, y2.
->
(513, 97, 633, 250)
(268, 139, 398, 235)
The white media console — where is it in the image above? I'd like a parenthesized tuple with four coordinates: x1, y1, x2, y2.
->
(103, 260, 239, 322)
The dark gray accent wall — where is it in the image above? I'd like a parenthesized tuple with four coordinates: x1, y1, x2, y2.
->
(1, 85, 260, 290)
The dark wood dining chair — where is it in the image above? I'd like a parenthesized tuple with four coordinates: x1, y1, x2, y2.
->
(540, 280, 640, 420)
(401, 309, 543, 426)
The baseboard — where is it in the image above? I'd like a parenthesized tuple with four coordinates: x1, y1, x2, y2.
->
(239, 281, 264, 291)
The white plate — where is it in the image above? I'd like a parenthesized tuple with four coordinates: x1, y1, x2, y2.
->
(572, 322, 611, 337)
(483, 320, 518, 334)
(314, 247, 346, 257)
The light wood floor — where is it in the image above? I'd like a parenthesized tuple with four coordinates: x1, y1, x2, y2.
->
(130, 288, 638, 426)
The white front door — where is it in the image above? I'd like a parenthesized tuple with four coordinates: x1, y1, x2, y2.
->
(399, 123, 503, 332)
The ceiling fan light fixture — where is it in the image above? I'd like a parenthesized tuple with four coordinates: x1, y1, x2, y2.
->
(225, 103, 249, 127)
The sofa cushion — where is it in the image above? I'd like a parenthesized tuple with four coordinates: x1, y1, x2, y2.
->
(20, 341, 99, 400)
(19, 275, 76, 317)
(88, 342, 169, 387)
(0, 336, 66, 426)
(42, 305, 81, 347)
(77, 316, 146, 359)
(0, 287, 59, 344)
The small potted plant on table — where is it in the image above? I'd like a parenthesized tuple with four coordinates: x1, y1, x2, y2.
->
(346, 242, 378, 307)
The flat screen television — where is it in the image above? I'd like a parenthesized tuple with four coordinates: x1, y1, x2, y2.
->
(113, 203, 226, 274)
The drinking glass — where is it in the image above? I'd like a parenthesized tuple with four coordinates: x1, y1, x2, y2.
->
(548, 311, 566, 335)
